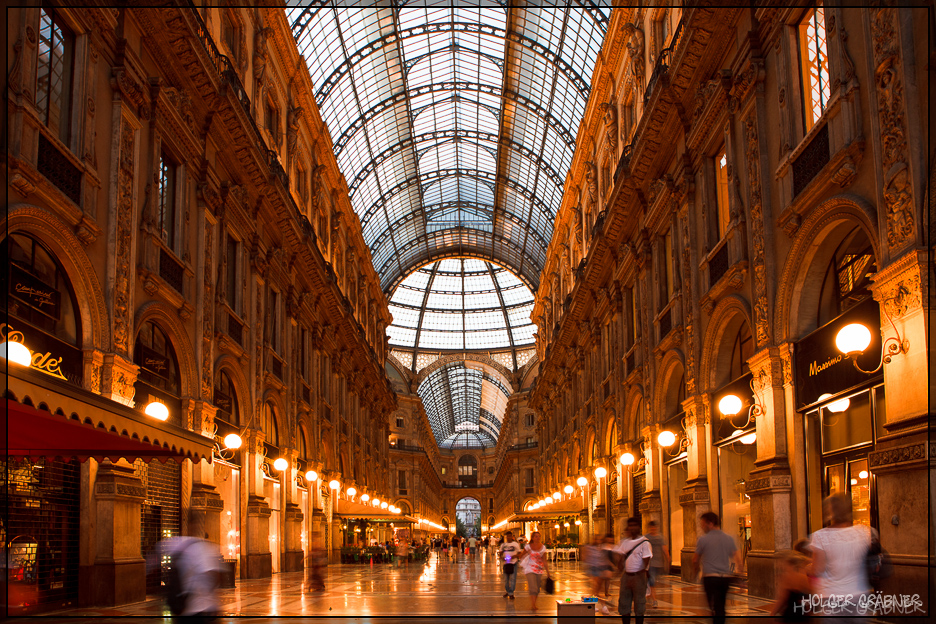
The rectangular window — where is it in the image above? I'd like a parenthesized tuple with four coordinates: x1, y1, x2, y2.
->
(524, 468, 534, 488)
(222, 12, 238, 62)
(265, 100, 279, 144)
(157, 152, 177, 249)
(225, 234, 238, 310)
(297, 163, 308, 201)
(396, 417, 404, 428)
(37, 8, 75, 143)
(441, 466, 447, 476)
(525, 413, 535, 427)
(798, 4, 831, 131)
(526, 436, 534, 445)
(300, 327, 309, 380)
(398, 470, 407, 489)
(662, 231, 674, 306)
(715, 149, 730, 240)
(268, 289, 280, 352)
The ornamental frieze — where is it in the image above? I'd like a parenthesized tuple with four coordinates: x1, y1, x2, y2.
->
(745, 475, 791, 493)
(869, 443, 926, 468)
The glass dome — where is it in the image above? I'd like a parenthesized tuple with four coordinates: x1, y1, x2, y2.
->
(387, 258, 535, 351)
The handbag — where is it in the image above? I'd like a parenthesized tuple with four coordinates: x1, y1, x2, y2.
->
(866, 539, 894, 588)
(543, 575, 556, 595)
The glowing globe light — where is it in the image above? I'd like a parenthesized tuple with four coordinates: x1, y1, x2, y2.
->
(658, 430, 677, 447)
(554, 524, 560, 529)
(346, 487, 356, 498)
(576, 476, 588, 486)
(575, 520, 582, 526)
(145, 401, 170, 421)
(372, 498, 380, 506)
(564, 485, 574, 494)
(223, 433, 242, 450)
(329, 479, 340, 490)
(553, 491, 561, 500)
(828, 397, 851, 413)
(740, 433, 757, 445)
(836, 323, 872, 355)
(564, 522, 570, 528)
(718, 394, 743, 416)
(273, 458, 288, 471)
(381, 501, 389, 509)
(393, 507, 401, 514)
(621, 452, 635, 466)
(594, 467, 607, 479)
(858, 470, 869, 480)
(305, 470, 318, 482)
(0, 341, 31, 366)
(361, 493, 370, 502)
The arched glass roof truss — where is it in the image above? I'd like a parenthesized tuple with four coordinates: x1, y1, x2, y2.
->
(417, 361, 512, 449)
(289, 4, 609, 292)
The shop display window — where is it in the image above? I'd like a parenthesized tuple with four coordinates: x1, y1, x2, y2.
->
(666, 460, 687, 562)
(717, 440, 755, 573)
(265, 479, 281, 573)
(214, 462, 240, 572)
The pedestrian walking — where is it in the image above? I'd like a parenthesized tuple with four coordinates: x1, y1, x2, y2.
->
(808, 493, 876, 623)
(645, 520, 671, 607)
(304, 535, 327, 592)
(499, 531, 522, 599)
(613, 517, 652, 624)
(771, 549, 813, 622)
(149, 510, 223, 621)
(468, 535, 478, 561)
(692, 512, 742, 624)
(518, 530, 551, 613)
(584, 535, 613, 598)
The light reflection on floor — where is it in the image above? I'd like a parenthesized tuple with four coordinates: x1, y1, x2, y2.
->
(25, 549, 773, 622)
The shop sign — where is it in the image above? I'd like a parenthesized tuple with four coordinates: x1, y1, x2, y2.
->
(1, 323, 68, 381)
(794, 298, 881, 409)
(10, 265, 61, 319)
(213, 389, 233, 414)
(140, 345, 170, 379)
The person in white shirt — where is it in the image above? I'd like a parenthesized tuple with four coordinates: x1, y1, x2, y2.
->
(149, 511, 223, 620)
(809, 493, 875, 622)
(499, 531, 522, 599)
(614, 517, 652, 624)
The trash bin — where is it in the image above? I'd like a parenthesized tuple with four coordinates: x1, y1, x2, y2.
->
(220, 559, 237, 588)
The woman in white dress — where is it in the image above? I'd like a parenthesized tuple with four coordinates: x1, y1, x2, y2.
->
(518, 531, 551, 612)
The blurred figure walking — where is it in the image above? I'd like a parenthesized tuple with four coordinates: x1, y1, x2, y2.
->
(518, 531, 550, 613)
(645, 521, 670, 607)
(150, 510, 223, 621)
(692, 512, 742, 624)
(304, 535, 327, 592)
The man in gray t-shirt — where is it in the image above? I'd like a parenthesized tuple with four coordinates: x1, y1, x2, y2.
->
(692, 513, 742, 624)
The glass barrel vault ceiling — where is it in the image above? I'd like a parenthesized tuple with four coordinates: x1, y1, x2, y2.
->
(417, 361, 511, 449)
(289, 4, 610, 292)
(388, 258, 535, 351)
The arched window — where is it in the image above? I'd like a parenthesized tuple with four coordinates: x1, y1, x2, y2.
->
(214, 370, 239, 425)
(729, 323, 753, 382)
(135, 320, 181, 397)
(3, 233, 81, 347)
(817, 227, 875, 327)
(607, 421, 617, 453)
(261, 402, 279, 447)
(591, 438, 598, 465)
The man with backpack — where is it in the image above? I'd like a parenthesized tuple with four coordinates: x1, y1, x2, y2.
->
(150, 510, 224, 621)
(613, 517, 652, 624)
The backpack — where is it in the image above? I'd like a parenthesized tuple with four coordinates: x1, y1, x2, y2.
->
(165, 540, 197, 615)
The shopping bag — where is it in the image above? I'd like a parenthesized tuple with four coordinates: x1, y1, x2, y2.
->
(544, 576, 556, 595)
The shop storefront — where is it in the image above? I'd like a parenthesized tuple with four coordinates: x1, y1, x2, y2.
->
(796, 297, 883, 532)
(712, 373, 757, 574)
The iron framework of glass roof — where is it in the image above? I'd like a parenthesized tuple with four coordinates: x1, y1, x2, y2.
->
(289, 4, 609, 292)
(387, 258, 535, 352)
(417, 361, 511, 449)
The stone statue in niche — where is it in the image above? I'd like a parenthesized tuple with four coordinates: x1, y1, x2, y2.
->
(253, 27, 272, 85)
(884, 163, 914, 248)
(600, 101, 618, 152)
(585, 161, 598, 207)
(286, 105, 302, 163)
(624, 23, 645, 81)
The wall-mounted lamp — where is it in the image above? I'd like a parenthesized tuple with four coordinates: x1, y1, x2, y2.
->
(553, 491, 561, 500)
(144, 401, 170, 422)
(593, 466, 607, 479)
(346, 487, 357, 498)
(0, 340, 31, 366)
(361, 493, 370, 502)
(574, 519, 582, 526)
(306, 470, 318, 482)
(273, 458, 288, 471)
(329, 479, 341, 490)
(658, 415, 693, 457)
(564, 485, 574, 494)
(718, 376, 765, 431)
(576, 476, 588, 487)
(835, 318, 907, 374)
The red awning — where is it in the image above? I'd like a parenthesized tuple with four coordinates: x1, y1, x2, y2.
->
(3, 399, 205, 463)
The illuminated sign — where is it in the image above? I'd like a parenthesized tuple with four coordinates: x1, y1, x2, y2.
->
(1, 323, 68, 381)
(11, 265, 61, 319)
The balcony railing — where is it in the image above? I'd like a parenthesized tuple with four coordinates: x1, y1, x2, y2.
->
(644, 19, 685, 105)
(507, 442, 538, 451)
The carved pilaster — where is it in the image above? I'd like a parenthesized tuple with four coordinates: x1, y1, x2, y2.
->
(100, 353, 138, 406)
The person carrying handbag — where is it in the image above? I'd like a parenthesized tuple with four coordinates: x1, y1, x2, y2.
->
(518, 531, 551, 613)
(499, 531, 522, 599)
(613, 517, 652, 624)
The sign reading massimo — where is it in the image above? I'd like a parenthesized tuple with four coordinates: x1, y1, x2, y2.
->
(794, 298, 882, 409)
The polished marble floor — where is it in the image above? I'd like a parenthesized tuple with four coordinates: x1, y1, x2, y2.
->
(19, 548, 774, 622)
